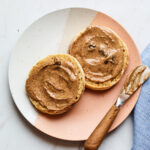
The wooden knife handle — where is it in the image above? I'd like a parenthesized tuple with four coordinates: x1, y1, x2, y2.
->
(84, 105, 120, 150)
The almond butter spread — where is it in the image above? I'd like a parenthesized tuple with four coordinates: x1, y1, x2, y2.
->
(69, 26, 125, 83)
(26, 57, 79, 111)
(122, 65, 150, 96)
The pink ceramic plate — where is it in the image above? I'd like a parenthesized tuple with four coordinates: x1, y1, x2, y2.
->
(9, 8, 141, 141)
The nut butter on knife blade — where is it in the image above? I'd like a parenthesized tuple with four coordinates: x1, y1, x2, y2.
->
(84, 65, 150, 150)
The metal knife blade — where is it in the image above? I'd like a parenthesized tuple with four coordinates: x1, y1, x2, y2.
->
(115, 65, 150, 107)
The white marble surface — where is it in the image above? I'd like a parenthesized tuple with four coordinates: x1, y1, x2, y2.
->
(0, 0, 150, 149)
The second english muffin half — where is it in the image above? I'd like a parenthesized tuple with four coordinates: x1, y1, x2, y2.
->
(69, 26, 128, 90)
(26, 54, 85, 115)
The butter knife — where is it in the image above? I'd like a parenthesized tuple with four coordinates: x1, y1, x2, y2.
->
(84, 65, 150, 150)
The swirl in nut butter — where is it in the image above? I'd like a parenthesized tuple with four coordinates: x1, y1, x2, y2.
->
(69, 26, 125, 83)
(26, 57, 79, 111)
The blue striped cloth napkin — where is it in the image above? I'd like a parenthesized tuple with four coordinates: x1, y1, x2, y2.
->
(132, 44, 150, 150)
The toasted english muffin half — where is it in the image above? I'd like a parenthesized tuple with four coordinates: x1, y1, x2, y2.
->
(69, 26, 128, 90)
(26, 54, 85, 115)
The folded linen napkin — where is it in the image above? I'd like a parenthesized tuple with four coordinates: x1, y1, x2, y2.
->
(132, 44, 150, 150)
